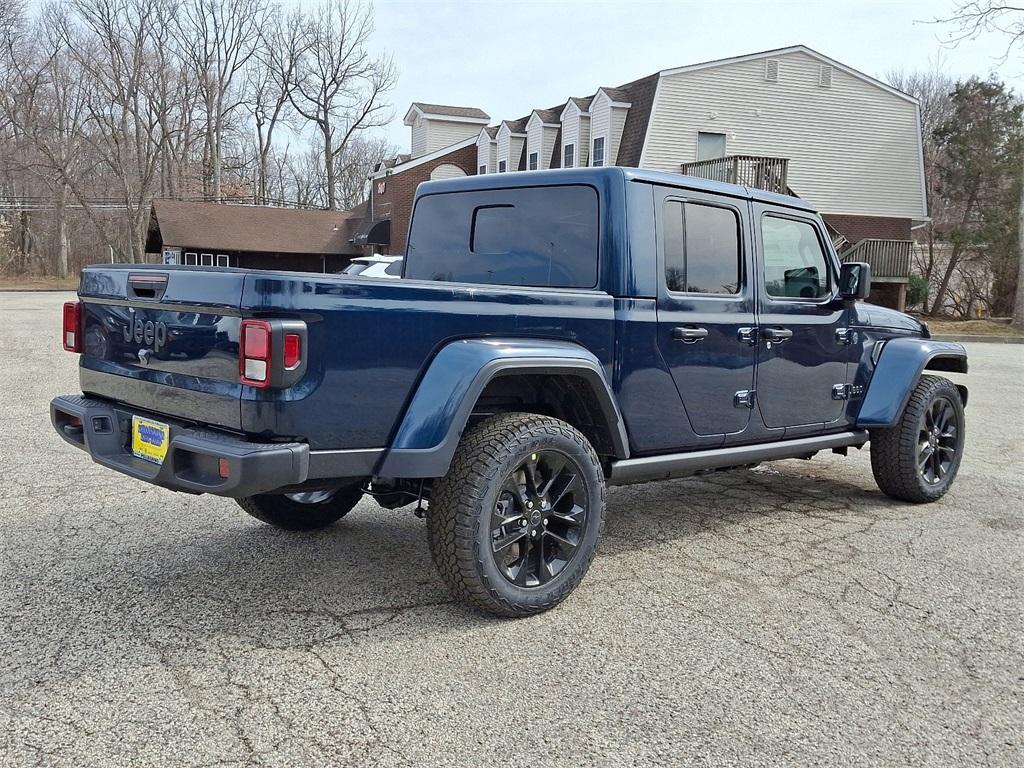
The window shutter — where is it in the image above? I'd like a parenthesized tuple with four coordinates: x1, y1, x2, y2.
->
(818, 64, 833, 88)
(764, 59, 779, 83)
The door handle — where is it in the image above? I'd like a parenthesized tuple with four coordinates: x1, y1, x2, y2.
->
(762, 327, 793, 342)
(737, 327, 757, 346)
(672, 326, 709, 343)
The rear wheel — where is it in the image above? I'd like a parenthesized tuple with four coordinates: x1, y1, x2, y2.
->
(427, 413, 606, 617)
(236, 486, 363, 530)
(870, 375, 965, 503)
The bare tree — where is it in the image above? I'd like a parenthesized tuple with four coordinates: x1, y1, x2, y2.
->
(289, 0, 395, 210)
(176, 0, 266, 201)
(936, 2, 1024, 64)
(249, 4, 304, 204)
(334, 133, 393, 209)
(71, 0, 180, 262)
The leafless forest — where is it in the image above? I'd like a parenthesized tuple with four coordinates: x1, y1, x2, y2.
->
(0, 0, 396, 277)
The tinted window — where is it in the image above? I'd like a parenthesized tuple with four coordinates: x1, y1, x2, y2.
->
(663, 200, 741, 294)
(761, 216, 831, 299)
(406, 185, 599, 288)
(384, 260, 403, 276)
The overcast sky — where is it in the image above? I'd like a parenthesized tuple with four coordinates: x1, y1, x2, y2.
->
(370, 0, 1023, 151)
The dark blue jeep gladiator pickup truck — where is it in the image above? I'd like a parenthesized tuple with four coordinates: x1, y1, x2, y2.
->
(52, 168, 968, 616)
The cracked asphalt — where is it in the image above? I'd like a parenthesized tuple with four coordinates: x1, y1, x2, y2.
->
(1, 291, 1022, 767)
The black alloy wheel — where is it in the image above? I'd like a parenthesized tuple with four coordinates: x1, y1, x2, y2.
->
(918, 396, 959, 485)
(490, 450, 588, 588)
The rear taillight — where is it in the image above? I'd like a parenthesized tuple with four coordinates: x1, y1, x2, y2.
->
(239, 319, 272, 387)
(62, 301, 82, 352)
(283, 333, 301, 369)
(238, 318, 307, 388)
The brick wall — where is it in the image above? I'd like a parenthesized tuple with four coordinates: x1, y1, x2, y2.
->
(822, 214, 912, 244)
(372, 143, 478, 255)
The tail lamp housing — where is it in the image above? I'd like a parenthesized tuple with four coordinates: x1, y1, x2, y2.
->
(239, 318, 307, 388)
(62, 301, 82, 352)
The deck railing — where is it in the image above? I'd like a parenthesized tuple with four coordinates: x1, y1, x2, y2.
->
(842, 238, 913, 280)
(680, 155, 789, 194)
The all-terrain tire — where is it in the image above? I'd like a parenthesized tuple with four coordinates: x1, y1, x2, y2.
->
(870, 374, 965, 503)
(427, 413, 607, 617)
(236, 486, 363, 530)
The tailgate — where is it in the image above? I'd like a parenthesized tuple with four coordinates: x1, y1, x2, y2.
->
(77, 266, 245, 431)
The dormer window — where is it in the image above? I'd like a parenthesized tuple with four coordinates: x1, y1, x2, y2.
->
(528, 152, 538, 171)
(592, 137, 605, 167)
(563, 143, 575, 169)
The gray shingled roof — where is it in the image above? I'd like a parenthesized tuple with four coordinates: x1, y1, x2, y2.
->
(612, 73, 660, 167)
(502, 116, 530, 134)
(147, 200, 363, 256)
(531, 104, 564, 124)
(412, 102, 490, 120)
(597, 86, 632, 103)
(565, 96, 593, 112)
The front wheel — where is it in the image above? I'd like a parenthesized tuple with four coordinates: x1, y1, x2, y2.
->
(236, 486, 363, 530)
(870, 375, 965, 503)
(427, 413, 606, 617)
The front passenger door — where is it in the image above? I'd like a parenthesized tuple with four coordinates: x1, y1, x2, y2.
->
(753, 208, 849, 429)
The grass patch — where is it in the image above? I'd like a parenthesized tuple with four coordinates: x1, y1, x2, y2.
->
(923, 318, 1024, 338)
(0, 277, 79, 291)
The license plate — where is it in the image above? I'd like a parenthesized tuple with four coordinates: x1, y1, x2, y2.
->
(131, 416, 170, 465)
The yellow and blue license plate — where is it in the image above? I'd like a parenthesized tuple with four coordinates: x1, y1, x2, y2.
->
(131, 416, 170, 465)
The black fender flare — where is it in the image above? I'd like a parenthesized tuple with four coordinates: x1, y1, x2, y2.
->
(857, 338, 968, 428)
(377, 338, 629, 478)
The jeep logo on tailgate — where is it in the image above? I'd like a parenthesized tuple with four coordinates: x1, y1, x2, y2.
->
(122, 307, 167, 353)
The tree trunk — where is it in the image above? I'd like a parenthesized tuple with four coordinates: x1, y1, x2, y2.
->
(929, 182, 980, 317)
(55, 185, 69, 279)
(324, 127, 336, 210)
(1013, 151, 1024, 327)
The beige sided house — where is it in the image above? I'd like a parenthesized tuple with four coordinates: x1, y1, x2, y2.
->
(368, 46, 926, 308)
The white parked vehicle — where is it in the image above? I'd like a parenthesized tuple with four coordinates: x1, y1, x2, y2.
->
(342, 255, 403, 279)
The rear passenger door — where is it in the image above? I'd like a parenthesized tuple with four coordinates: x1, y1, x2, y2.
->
(752, 206, 849, 430)
(655, 188, 757, 439)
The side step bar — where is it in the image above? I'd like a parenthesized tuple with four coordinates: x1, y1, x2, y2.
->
(607, 430, 869, 486)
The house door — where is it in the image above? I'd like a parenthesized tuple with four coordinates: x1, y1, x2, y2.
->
(656, 190, 757, 440)
(753, 206, 850, 429)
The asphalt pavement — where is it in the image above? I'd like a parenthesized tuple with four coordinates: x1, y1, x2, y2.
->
(1, 291, 1021, 767)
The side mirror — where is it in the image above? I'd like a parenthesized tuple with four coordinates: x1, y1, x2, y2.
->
(839, 261, 871, 301)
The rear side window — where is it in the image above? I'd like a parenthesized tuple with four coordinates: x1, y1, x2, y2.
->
(663, 200, 742, 294)
(405, 185, 599, 288)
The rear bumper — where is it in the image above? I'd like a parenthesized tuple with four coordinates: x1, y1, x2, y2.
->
(50, 394, 309, 497)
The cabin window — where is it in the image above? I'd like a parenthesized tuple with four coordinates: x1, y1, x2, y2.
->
(528, 152, 538, 171)
(406, 184, 599, 289)
(663, 200, 741, 295)
(591, 137, 605, 167)
(761, 215, 831, 299)
(563, 143, 575, 169)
